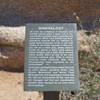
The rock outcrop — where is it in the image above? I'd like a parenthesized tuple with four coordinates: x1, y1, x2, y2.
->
(0, 0, 100, 17)
(0, 26, 99, 71)
(0, 27, 25, 71)
(77, 30, 90, 52)
(0, 0, 99, 25)
(0, 46, 24, 71)
(0, 27, 25, 47)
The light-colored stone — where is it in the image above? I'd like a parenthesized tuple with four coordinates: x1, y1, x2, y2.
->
(77, 30, 90, 52)
(0, 27, 25, 70)
(0, 26, 25, 47)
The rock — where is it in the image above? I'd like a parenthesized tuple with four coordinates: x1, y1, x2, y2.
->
(0, 0, 99, 25)
(77, 30, 91, 52)
(0, 0, 99, 17)
(0, 26, 98, 71)
(0, 26, 25, 71)
(0, 46, 24, 71)
(0, 26, 25, 47)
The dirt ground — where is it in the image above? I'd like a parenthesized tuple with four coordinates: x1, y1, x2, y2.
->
(0, 71, 43, 100)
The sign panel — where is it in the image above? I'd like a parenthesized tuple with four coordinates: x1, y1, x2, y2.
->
(24, 23, 80, 91)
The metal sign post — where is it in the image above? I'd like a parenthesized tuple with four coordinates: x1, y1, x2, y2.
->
(44, 91, 59, 100)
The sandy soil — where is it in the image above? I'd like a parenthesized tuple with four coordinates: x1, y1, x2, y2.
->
(0, 71, 43, 100)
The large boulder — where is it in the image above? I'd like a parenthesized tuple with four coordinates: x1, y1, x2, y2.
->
(0, 0, 99, 17)
(0, 46, 24, 71)
(0, 0, 99, 26)
(0, 26, 25, 47)
(0, 27, 25, 71)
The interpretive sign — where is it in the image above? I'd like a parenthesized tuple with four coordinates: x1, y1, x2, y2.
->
(24, 23, 80, 91)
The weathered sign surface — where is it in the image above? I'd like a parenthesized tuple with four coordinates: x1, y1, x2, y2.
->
(24, 23, 80, 91)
